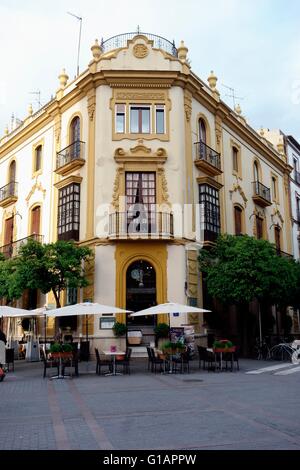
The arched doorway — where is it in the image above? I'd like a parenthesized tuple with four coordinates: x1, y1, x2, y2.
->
(126, 260, 156, 326)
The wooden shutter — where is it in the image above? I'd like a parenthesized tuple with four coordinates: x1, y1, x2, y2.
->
(234, 207, 242, 235)
(4, 217, 14, 245)
(31, 206, 40, 234)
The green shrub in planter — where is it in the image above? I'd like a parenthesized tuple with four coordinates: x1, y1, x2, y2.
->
(50, 342, 63, 353)
(154, 323, 170, 339)
(112, 322, 127, 337)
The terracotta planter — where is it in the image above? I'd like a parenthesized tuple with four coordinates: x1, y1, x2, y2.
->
(213, 347, 236, 353)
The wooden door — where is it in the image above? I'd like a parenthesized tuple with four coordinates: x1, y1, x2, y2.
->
(31, 206, 41, 235)
(4, 217, 14, 245)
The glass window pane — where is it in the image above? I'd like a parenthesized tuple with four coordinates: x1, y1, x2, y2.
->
(141, 108, 150, 133)
(116, 113, 125, 133)
(130, 108, 139, 133)
(156, 108, 164, 134)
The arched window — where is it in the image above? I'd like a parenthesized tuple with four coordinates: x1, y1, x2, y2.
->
(253, 161, 259, 182)
(70, 116, 80, 144)
(31, 206, 41, 235)
(234, 206, 243, 235)
(70, 116, 81, 159)
(232, 147, 239, 173)
(198, 118, 206, 144)
(274, 226, 281, 252)
(9, 160, 16, 183)
(34, 145, 42, 172)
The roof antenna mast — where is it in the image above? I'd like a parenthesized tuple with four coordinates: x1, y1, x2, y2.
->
(67, 11, 82, 77)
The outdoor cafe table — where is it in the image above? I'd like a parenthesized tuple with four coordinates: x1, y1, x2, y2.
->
(49, 352, 73, 380)
(208, 347, 235, 371)
(102, 350, 125, 376)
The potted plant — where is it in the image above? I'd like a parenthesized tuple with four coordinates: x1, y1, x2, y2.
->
(112, 322, 127, 337)
(50, 342, 73, 358)
(213, 339, 235, 352)
(154, 323, 170, 347)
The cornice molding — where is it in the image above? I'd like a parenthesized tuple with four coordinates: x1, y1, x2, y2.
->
(54, 175, 83, 189)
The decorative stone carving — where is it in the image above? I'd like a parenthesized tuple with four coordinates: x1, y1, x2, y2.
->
(112, 168, 122, 209)
(159, 167, 170, 205)
(130, 144, 151, 154)
(25, 180, 46, 205)
(184, 91, 192, 122)
(229, 182, 248, 207)
(133, 43, 148, 58)
(58, 68, 69, 89)
(87, 89, 96, 122)
(116, 92, 164, 100)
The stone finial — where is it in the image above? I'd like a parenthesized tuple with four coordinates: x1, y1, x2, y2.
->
(4, 125, 9, 136)
(91, 39, 102, 61)
(28, 103, 33, 116)
(177, 40, 188, 62)
(234, 103, 242, 115)
(58, 68, 69, 88)
(277, 136, 285, 155)
(207, 70, 218, 91)
(259, 127, 265, 137)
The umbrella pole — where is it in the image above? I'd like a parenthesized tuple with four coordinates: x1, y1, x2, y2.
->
(44, 314, 47, 354)
(85, 314, 90, 372)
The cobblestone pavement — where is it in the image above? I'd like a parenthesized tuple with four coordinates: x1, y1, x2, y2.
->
(1, 358, 300, 450)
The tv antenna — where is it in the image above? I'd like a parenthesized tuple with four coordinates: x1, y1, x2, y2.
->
(222, 83, 244, 108)
(29, 90, 42, 108)
(67, 11, 82, 77)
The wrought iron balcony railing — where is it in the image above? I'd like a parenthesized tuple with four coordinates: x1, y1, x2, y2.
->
(56, 141, 85, 171)
(0, 234, 43, 259)
(109, 211, 174, 238)
(194, 141, 221, 170)
(0, 181, 18, 203)
(101, 32, 178, 57)
(252, 181, 271, 203)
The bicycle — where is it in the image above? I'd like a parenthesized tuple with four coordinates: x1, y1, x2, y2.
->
(269, 340, 300, 364)
(253, 338, 271, 360)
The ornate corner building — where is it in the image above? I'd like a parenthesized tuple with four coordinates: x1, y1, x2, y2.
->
(0, 32, 295, 347)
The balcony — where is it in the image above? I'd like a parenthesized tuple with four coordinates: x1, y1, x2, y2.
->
(194, 141, 222, 176)
(55, 141, 85, 176)
(252, 181, 271, 207)
(108, 212, 174, 240)
(101, 32, 178, 57)
(0, 182, 18, 208)
(295, 170, 300, 186)
(0, 234, 43, 259)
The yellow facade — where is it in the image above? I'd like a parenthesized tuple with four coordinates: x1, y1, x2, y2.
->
(0, 32, 294, 347)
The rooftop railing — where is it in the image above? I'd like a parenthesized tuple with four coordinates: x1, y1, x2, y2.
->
(101, 32, 178, 57)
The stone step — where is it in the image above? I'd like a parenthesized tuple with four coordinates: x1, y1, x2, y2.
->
(129, 346, 148, 358)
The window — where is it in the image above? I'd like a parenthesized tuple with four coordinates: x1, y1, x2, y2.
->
(272, 176, 277, 201)
(232, 147, 239, 173)
(274, 226, 281, 252)
(198, 119, 206, 144)
(126, 172, 156, 233)
(67, 287, 78, 306)
(155, 105, 165, 134)
(130, 106, 150, 133)
(234, 206, 243, 235)
(296, 197, 300, 222)
(100, 317, 115, 329)
(57, 183, 80, 241)
(253, 161, 259, 182)
(294, 157, 298, 173)
(199, 185, 221, 242)
(9, 160, 16, 183)
(34, 145, 42, 172)
(70, 116, 80, 143)
(116, 104, 125, 133)
(31, 206, 41, 235)
(255, 215, 264, 239)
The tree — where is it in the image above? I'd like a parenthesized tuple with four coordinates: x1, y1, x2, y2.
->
(15, 239, 93, 307)
(199, 235, 298, 352)
(0, 255, 24, 304)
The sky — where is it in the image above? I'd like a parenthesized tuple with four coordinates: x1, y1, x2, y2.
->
(0, 0, 299, 139)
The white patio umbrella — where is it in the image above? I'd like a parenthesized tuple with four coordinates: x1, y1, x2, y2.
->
(46, 302, 132, 362)
(0, 306, 34, 317)
(130, 302, 211, 318)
